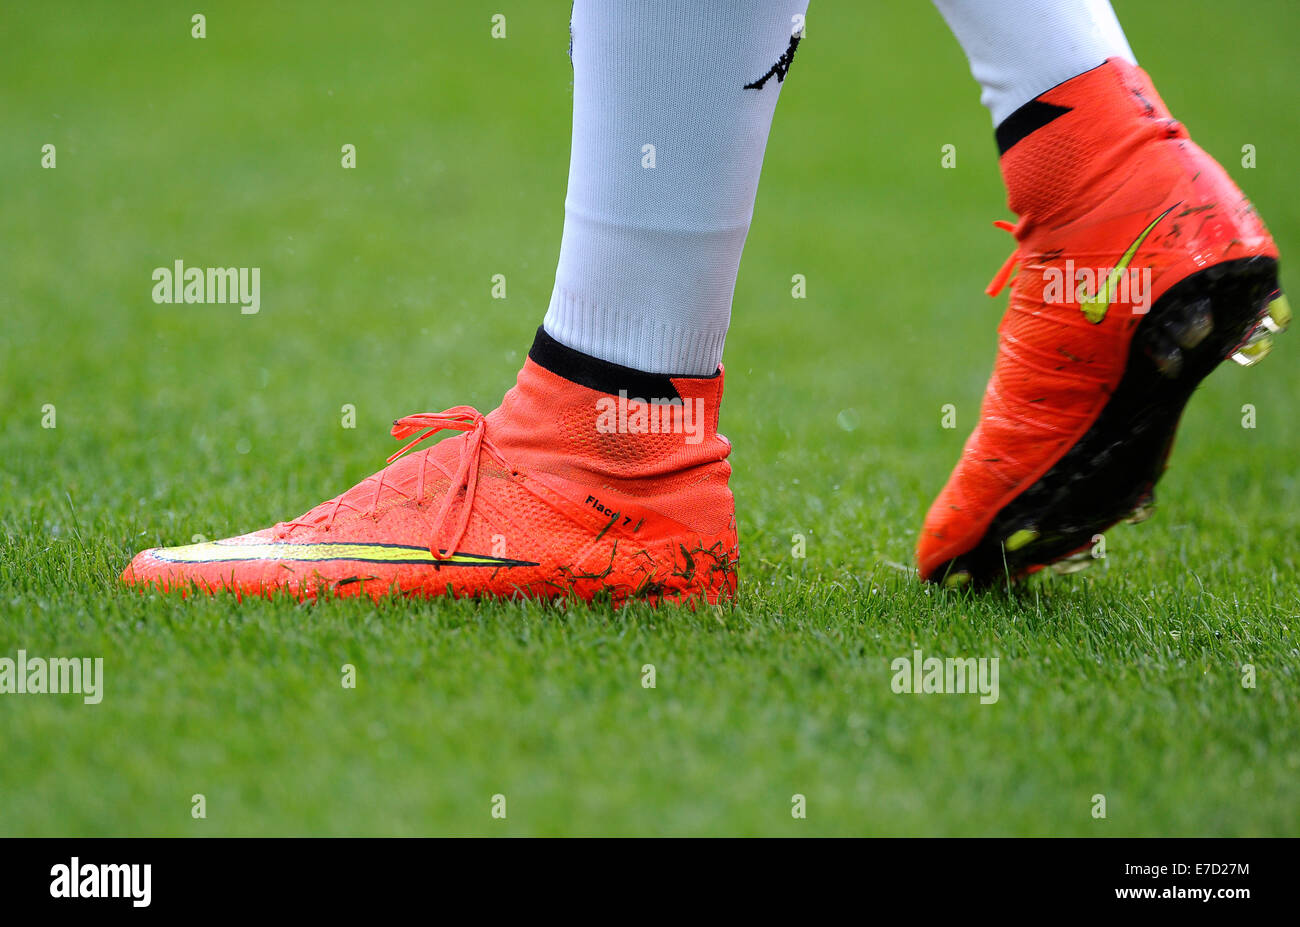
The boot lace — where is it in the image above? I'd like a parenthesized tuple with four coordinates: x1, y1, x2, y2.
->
(278, 406, 511, 560)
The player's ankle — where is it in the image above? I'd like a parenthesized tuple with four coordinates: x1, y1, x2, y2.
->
(485, 327, 735, 535)
(997, 58, 1186, 224)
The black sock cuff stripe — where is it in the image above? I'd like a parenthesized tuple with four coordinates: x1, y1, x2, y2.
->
(993, 59, 1122, 155)
(527, 327, 719, 399)
(995, 99, 1073, 155)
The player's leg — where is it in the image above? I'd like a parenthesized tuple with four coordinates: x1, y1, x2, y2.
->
(123, 0, 808, 604)
(547, 1, 806, 376)
(918, 0, 1286, 586)
(932, 0, 1135, 126)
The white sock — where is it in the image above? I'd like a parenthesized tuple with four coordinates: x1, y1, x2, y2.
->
(932, 0, 1136, 126)
(544, 0, 807, 377)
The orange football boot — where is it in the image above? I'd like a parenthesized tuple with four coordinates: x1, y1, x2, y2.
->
(918, 58, 1287, 587)
(123, 329, 738, 603)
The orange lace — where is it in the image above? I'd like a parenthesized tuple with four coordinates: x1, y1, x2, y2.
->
(985, 217, 1030, 297)
(280, 406, 512, 560)
(974, 213, 1111, 462)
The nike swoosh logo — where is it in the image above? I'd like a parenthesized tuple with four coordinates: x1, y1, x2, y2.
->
(153, 540, 538, 567)
(1079, 202, 1179, 324)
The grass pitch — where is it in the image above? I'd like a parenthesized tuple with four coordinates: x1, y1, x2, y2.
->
(2, 0, 1297, 835)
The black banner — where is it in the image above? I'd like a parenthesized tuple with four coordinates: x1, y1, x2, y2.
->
(0, 837, 1283, 914)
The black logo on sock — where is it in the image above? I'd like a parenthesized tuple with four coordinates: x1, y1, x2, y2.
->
(744, 34, 801, 91)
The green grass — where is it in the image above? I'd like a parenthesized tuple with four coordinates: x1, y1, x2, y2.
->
(2, 0, 1297, 836)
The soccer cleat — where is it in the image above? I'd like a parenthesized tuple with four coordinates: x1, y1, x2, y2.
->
(123, 329, 738, 604)
(918, 59, 1283, 587)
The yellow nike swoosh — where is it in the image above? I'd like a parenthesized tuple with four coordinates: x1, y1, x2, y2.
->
(1079, 202, 1179, 324)
(153, 540, 536, 567)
